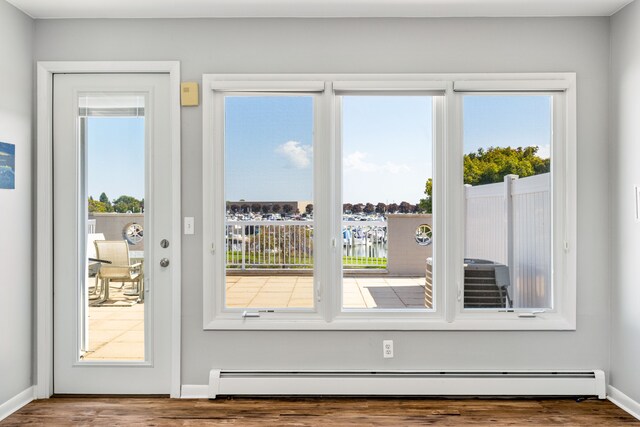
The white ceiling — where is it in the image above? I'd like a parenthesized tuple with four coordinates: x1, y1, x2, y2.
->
(7, 0, 633, 19)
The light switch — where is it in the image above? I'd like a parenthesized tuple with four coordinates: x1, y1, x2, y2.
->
(180, 82, 199, 106)
(184, 217, 195, 235)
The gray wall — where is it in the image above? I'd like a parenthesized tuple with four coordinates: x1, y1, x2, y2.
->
(610, 1, 640, 404)
(35, 17, 611, 386)
(0, 0, 33, 405)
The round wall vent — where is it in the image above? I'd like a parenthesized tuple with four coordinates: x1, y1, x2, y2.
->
(123, 222, 144, 245)
(415, 224, 433, 246)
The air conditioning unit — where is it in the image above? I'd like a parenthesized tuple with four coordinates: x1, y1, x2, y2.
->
(208, 370, 605, 399)
(425, 258, 512, 309)
(463, 258, 512, 309)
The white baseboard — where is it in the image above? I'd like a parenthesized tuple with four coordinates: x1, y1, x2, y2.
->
(0, 386, 35, 422)
(608, 385, 640, 421)
(180, 385, 208, 399)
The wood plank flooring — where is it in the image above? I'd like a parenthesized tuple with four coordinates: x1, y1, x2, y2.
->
(2, 396, 638, 426)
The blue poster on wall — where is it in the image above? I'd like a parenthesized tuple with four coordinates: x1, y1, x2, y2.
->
(0, 141, 15, 190)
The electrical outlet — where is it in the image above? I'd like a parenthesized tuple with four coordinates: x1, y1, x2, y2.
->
(383, 340, 394, 358)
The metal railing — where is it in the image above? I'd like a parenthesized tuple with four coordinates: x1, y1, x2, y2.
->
(225, 220, 387, 270)
(342, 220, 387, 269)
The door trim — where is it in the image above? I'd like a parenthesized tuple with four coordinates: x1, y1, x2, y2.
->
(36, 61, 182, 398)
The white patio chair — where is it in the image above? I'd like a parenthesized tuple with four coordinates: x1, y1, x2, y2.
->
(94, 240, 143, 303)
(87, 233, 105, 297)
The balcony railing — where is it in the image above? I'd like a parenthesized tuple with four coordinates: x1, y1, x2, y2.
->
(225, 220, 387, 270)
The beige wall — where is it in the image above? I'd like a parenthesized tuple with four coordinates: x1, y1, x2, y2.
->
(91, 213, 145, 251)
(386, 214, 432, 276)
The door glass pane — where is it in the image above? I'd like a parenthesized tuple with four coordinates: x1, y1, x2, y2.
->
(81, 94, 146, 360)
(462, 95, 552, 310)
(340, 96, 435, 311)
(224, 96, 314, 310)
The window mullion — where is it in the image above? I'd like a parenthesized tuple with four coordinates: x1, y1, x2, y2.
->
(432, 94, 446, 320)
(446, 85, 463, 323)
(313, 82, 335, 322)
(326, 82, 342, 322)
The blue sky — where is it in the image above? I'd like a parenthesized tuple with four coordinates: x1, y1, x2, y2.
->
(342, 96, 432, 204)
(225, 96, 314, 202)
(87, 94, 551, 205)
(87, 117, 145, 200)
(464, 95, 552, 158)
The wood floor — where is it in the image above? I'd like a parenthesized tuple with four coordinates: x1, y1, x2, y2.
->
(2, 396, 638, 426)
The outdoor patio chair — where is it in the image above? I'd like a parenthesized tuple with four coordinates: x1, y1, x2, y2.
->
(87, 233, 105, 297)
(94, 240, 143, 303)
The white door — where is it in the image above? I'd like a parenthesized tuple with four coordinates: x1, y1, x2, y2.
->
(53, 73, 173, 393)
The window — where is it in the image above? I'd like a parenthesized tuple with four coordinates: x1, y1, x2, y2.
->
(340, 95, 436, 312)
(203, 75, 576, 330)
(224, 95, 315, 311)
(461, 95, 552, 311)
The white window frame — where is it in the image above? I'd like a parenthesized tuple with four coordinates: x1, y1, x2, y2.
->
(330, 86, 446, 325)
(202, 80, 329, 327)
(202, 73, 576, 331)
(452, 89, 572, 327)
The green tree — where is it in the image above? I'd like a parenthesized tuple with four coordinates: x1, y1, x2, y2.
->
(98, 192, 113, 212)
(464, 146, 550, 186)
(88, 196, 108, 213)
(417, 178, 433, 213)
(112, 195, 142, 213)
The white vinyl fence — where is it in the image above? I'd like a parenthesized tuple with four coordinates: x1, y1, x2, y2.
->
(465, 173, 551, 309)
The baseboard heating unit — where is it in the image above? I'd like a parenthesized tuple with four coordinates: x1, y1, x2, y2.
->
(208, 370, 605, 399)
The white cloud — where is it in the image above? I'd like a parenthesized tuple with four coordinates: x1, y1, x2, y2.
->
(343, 151, 411, 174)
(276, 140, 312, 169)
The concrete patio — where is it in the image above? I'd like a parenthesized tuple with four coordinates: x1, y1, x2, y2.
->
(84, 286, 144, 361)
(83, 275, 426, 360)
(226, 275, 426, 309)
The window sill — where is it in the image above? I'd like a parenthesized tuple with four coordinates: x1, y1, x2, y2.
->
(203, 315, 575, 331)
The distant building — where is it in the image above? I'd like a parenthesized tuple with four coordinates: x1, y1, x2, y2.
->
(226, 200, 313, 215)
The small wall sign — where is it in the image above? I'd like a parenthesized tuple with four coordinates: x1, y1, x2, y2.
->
(0, 141, 15, 190)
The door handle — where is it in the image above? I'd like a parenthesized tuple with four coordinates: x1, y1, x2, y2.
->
(160, 258, 170, 268)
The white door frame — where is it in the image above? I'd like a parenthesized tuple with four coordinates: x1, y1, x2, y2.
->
(36, 61, 182, 398)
